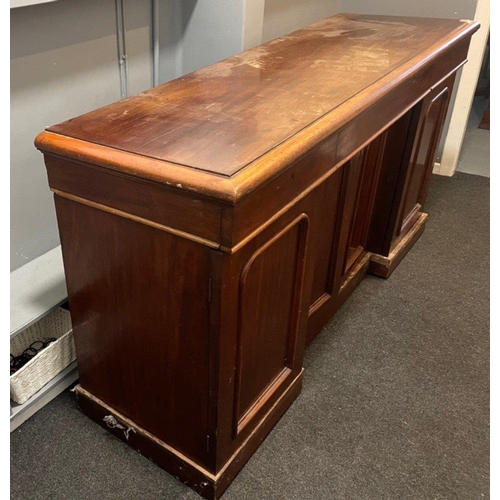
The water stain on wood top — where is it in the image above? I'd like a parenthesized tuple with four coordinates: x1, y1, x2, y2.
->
(47, 14, 465, 178)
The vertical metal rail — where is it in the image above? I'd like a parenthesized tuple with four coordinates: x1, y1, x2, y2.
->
(152, 0, 160, 87)
(115, 0, 129, 99)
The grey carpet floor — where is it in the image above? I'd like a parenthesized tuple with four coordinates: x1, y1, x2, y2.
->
(11, 172, 489, 500)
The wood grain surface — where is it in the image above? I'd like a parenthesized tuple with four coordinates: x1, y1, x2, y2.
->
(44, 15, 471, 178)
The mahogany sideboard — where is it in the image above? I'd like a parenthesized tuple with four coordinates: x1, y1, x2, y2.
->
(35, 14, 479, 499)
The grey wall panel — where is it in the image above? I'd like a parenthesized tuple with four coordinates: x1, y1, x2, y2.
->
(11, 0, 152, 271)
(124, 0, 153, 95)
(262, 0, 341, 42)
(11, 0, 119, 271)
(180, 0, 246, 74)
(158, 0, 184, 83)
(157, 0, 249, 83)
(243, 0, 266, 50)
(340, 0, 476, 19)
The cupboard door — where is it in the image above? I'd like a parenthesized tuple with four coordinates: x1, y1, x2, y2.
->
(306, 168, 345, 344)
(232, 215, 309, 437)
(306, 137, 385, 344)
(365, 108, 419, 257)
(308, 168, 344, 310)
(396, 76, 454, 238)
(338, 151, 367, 282)
(338, 135, 386, 286)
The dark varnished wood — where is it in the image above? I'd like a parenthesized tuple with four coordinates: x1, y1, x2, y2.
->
(306, 133, 384, 344)
(366, 107, 420, 256)
(342, 135, 386, 277)
(76, 372, 303, 500)
(479, 104, 490, 130)
(55, 196, 212, 466)
(308, 169, 344, 310)
(396, 76, 455, 239)
(366, 75, 455, 262)
(46, 155, 223, 247)
(213, 198, 316, 469)
(233, 214, 309, 437)
(36, 14, 479, 500)
(369, 213, 428, 278)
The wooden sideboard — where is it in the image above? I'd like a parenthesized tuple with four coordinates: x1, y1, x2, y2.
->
(35, 14, 479, 499)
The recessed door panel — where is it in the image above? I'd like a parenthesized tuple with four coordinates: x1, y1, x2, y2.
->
(397, 84, 452, 236)
(233, 215, 309, 436)
(308, 168, 344, 308)
(342, 134, 386, 278)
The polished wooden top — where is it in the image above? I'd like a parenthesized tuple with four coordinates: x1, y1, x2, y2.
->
(36, 14, 478, 201)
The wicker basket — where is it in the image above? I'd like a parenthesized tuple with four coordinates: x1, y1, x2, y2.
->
(10, 308, 75, 404)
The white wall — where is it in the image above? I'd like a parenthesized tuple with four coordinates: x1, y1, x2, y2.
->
(180, 0, 246, 74)
(262, 0, 341, 42)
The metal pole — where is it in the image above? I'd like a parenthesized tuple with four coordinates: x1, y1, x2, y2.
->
(115, 0, 129, 99)
(152, 0, 160, 87)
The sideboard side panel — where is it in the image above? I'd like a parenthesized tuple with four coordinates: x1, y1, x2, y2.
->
(55, 195, 212, 467)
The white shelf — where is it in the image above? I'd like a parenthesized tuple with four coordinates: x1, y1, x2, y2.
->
(11, 246, 68, 339)
(10, 361, 79, 432)
(11, 0, 58, 8)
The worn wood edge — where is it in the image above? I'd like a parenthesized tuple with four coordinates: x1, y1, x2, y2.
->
(308, 292, 331, 317)
(75, 385, 217, 477)
(336, 252, 372, 311)
(337, 214, 427, 299)
(75, 369, 303, 498)
(216, 368, 303, 480)
(369, 213, 428, 278)
(212, 369, 303, 498)
(52, 189, 222, 250)
(235, 367, 291, 437)
(339, 251, 372, 295)
(35, 132, 240, 203)
(400, 203, 423, 237)
(35, 20, 479, 205)
(431, 59, 467, 91)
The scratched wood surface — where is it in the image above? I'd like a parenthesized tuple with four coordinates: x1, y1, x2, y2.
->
(46, 14, 464, 177)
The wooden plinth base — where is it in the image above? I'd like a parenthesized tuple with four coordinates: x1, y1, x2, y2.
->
(75, 369, 303, 500)
(369, 213, 428, 278)
(338, 252, 372, 307)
